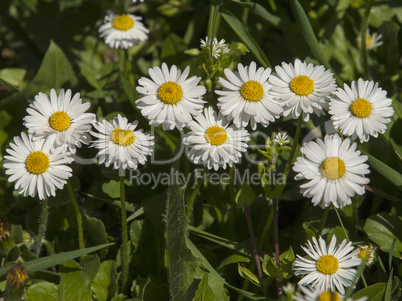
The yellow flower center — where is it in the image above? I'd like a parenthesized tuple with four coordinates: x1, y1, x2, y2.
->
(240, 80, 264, 102)
(111, 129, 135, 146)
(290, 75, 314, 96)
(158, 82, 183, 104)
(350, 98, 372, 118)
(366, 37, 371, 45)
(205, 126, 227, 146)
(6, 262, 29, 289)
(112, 14, 134, 31)
(49, 111, 71, 132)
(358, 247, 370, 262)
(318, 291, 341, 301)
(25, 151, 50, 175)
(316, 255, 339, 275)
(320, 157, 345, 180)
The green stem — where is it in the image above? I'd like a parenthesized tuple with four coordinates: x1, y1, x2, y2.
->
(120, 176, 128, 291)
(361, 0, 375, 79)
(258, 205, 273, 250)
(35, 198, 48, 256)
(317, 206, 330, 236)
(67, 179, 85, 250)
(334, 208, 349, 241)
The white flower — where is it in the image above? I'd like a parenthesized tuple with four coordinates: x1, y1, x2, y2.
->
(269, 59, 337, 121)
(136, 63, 206, 130)
(329, 78, 394, 143)
(99, 10, 148, 49)
(200, 36, 229, 59)
(294, 285, 367, 301)
(91, 114, 154, 170)
(294, 235, 362, 294)
(3, 132, 73, 200)
(273, 132, 289, 145)
(356, 244, 376, 266)
(357, 30, 383, 50)
(132, 0, 144, 3)
(23, 89, 95, 154)
(183, 107, 250, 170)
(292, 134, 370, 208)
(215, 61, 283, 130)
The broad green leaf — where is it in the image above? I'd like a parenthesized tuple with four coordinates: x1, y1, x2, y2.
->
(102, 180, 121, 199)
(235, 183, 256, 208)
(166, 184, 200, 301)
(84, 218, 109, 259)
(363, 213, 402, 257)
(220, 9, 270, 68)
(218, 255, 250, 272)
(352, 283, 386, 301)
(193, 273, 216, 301)
(25, 282, 58, 301)
(279, 247, 295, 277)
(58, 260, 92, 301)
(0, 68, 26, 91)
(361, 150, 402, 190)
(0, 243, 113, 278)
(80, 255, 100, 281)
(90, 260, 119, 301)
(290, 0, 331, 69)
(186, 238, 230, 300)
(230, 0, 281, 26)
(80, 64, 101, 90)
(262, 255, 282, 279)
(385, 269, 393, 301)
(0, 40, 78, 108)
(129, 220, 143, 250)
(238, 264, 260, 287)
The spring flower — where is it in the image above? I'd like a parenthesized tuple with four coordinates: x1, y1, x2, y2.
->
(6, 262, 29, 290)
(136, 63, 206, 130)
(99, 10, 149, 49)
(357, 30, 383, 50)
(269, 59, 337, 121)
(273, 132, 289, 146)
(4, 132, 73, 200)
(215, 61, 283, 130)
(294, 235, 362, 294)
(294, 285, 367, 301)
(293, 134, 370, 208)
(200, 36, 229, 59)
(183, 107, 250, 170)
(329, 78, 394, 143)
(23, 89, 95, 154)
(356, 244, 376, 266)
(91, 114, 154, 170)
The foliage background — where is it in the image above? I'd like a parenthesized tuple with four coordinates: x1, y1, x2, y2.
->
(0, 0, 401, 300)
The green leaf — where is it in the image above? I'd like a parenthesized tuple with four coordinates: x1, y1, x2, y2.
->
(220, 9, 270, 68)
(218, 255, 250, 272)
(352, 283, 386, 301)
(230, 0, 281, 26)
(90, 261, 119, 301)
(385, 269, 393, 301)
(235, 183, 256, 208)
(262, 255, 282, 279)
(363, 213, 402, 257)
(0, 243, 113, 278)
(0, 68, 26, 91)
(25, 282, 58, 301)
(58, 260, 92, 301)
(166, 184, 200, 301)
(361, 150, 402, 190)
(290, 0, 331, 69)
(102, 180, 121, 199)
(193, 273, 216, 301)
(84, 218, 109, 259)
(238, 264, 260, 287)
(129, 220, 143, 250)
(80, 255, 100, 281)
(0, 40, 78, 108)
(279, 247, 295, 277)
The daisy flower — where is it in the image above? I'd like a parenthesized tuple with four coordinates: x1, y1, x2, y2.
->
(3, 132, 73, 200)
(23, 89, 95, 154)
(294, 235, 362, 294)
(294, 285, 367, 301)
(356, 244, 376, 266)
(136, 63, 206, 130)
(98, 10, 149, 49)
(200, 36, 229, 59)
(183, 107, 250, 170)
(292, 134, 370, 208)
(357, 30, 383, 50)
(215, 61, 283, 130)
(269, 59, 337, 121)
(329, 78, 394, 143)
(91, 114, 154, 170)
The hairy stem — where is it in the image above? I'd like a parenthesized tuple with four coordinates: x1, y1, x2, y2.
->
(120, 176, 128, 290)
(67, 179, 84, 250)
(35, 198, 48, 256)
